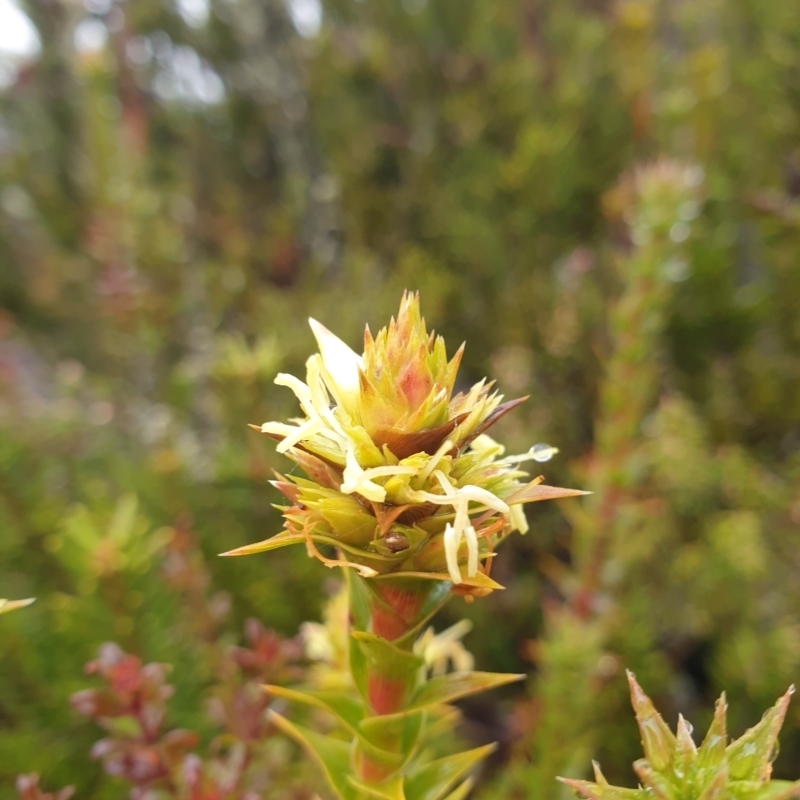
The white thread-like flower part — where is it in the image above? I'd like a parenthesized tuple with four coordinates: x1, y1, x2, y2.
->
(340, 448, 417, 503)
(407, 470, 509, 584)
(414, 619, 475, 675)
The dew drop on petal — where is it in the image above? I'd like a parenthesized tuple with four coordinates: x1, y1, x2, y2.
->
(531, 443, 558, 463)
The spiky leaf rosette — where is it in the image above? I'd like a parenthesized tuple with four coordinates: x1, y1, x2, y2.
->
(223, 291, 585, 588)
(560, 672, 800, 800)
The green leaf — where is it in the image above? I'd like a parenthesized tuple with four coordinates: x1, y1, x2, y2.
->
(697, 694, 727, 770)
(359, 709, 425, 755)
(265, 685, 364, 733)
(347, 775, 406, 800)
(404, 744, 496, 800)
(743, 780, 800, 800)
(348, 571, 373, 632)
(352, 632, 425, 682)
(727, 687, 793, 781)
(407, 672, 525, 711)
(372, 570, 505, 592)
(558, 777, 647, 800)
(266, 685, 408, 770)
(632, 759, 676, 800)
(627, 671, 676, 772)
(422, 707, 462, 743)
(440, 778, 474, 800)
(268, 711, 358, 800)
(219, 531, 312, 557)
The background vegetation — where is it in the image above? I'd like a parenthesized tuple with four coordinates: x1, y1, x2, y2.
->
(1, 0, 800, 797)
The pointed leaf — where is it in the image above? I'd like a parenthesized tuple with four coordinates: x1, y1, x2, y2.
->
(268, 711, 357, 800)
(219, 531, 310, 557)
(627, 671, 676, 771)
(507, 483, 591, 505)
(557, 778, 647, 800)
(632, 760, 675, 800)
(457, 397, 528, 450)
(348, 570, 373, 633)
(404, 744, 496, 800)
(747, 781, 800, 800)
(395, 582, 453, 647)
(264, 685, 364, 733)
(375, 570, 504, 592)
(696, 765, 728, 800)
(359, 710, 424, 756)
(440, 779, 474, 800)
(698, 694, 728, 770)
(347, 775, 406, 800)
(265, 686, 409, 770)
(352, 632, 425, 682)
(408, 672, 525, 712)
(727, 686, 793, 781)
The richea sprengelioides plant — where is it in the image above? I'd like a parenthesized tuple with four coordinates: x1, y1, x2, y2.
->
(221, 291, 587, 800)
(560, 672, 800, 800)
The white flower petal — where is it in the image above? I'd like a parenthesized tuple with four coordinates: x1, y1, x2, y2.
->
(308, 318, 363, 399)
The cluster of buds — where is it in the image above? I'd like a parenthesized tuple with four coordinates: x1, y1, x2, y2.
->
(561, 672, 800, 800)
(224, 292, 583, 588)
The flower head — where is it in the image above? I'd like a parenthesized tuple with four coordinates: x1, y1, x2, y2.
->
(224, 292, 586, 587)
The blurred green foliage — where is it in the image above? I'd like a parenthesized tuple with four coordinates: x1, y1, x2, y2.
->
(1, 0, 799, 797)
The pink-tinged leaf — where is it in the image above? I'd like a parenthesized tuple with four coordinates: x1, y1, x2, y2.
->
(268, 711, 359, 800)
(727, 685, 794, 781)
(507, 482, 590, 505)
(372, 414, 470, 460)
(404, 744, 496, 800)
(407, 672, 525, 712)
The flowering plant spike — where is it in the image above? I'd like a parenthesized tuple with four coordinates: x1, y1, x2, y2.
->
(560, 672, 800, 800)
(222, 292, 586, 799)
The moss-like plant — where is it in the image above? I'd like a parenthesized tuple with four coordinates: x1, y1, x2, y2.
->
(560, 672, 800, 800)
